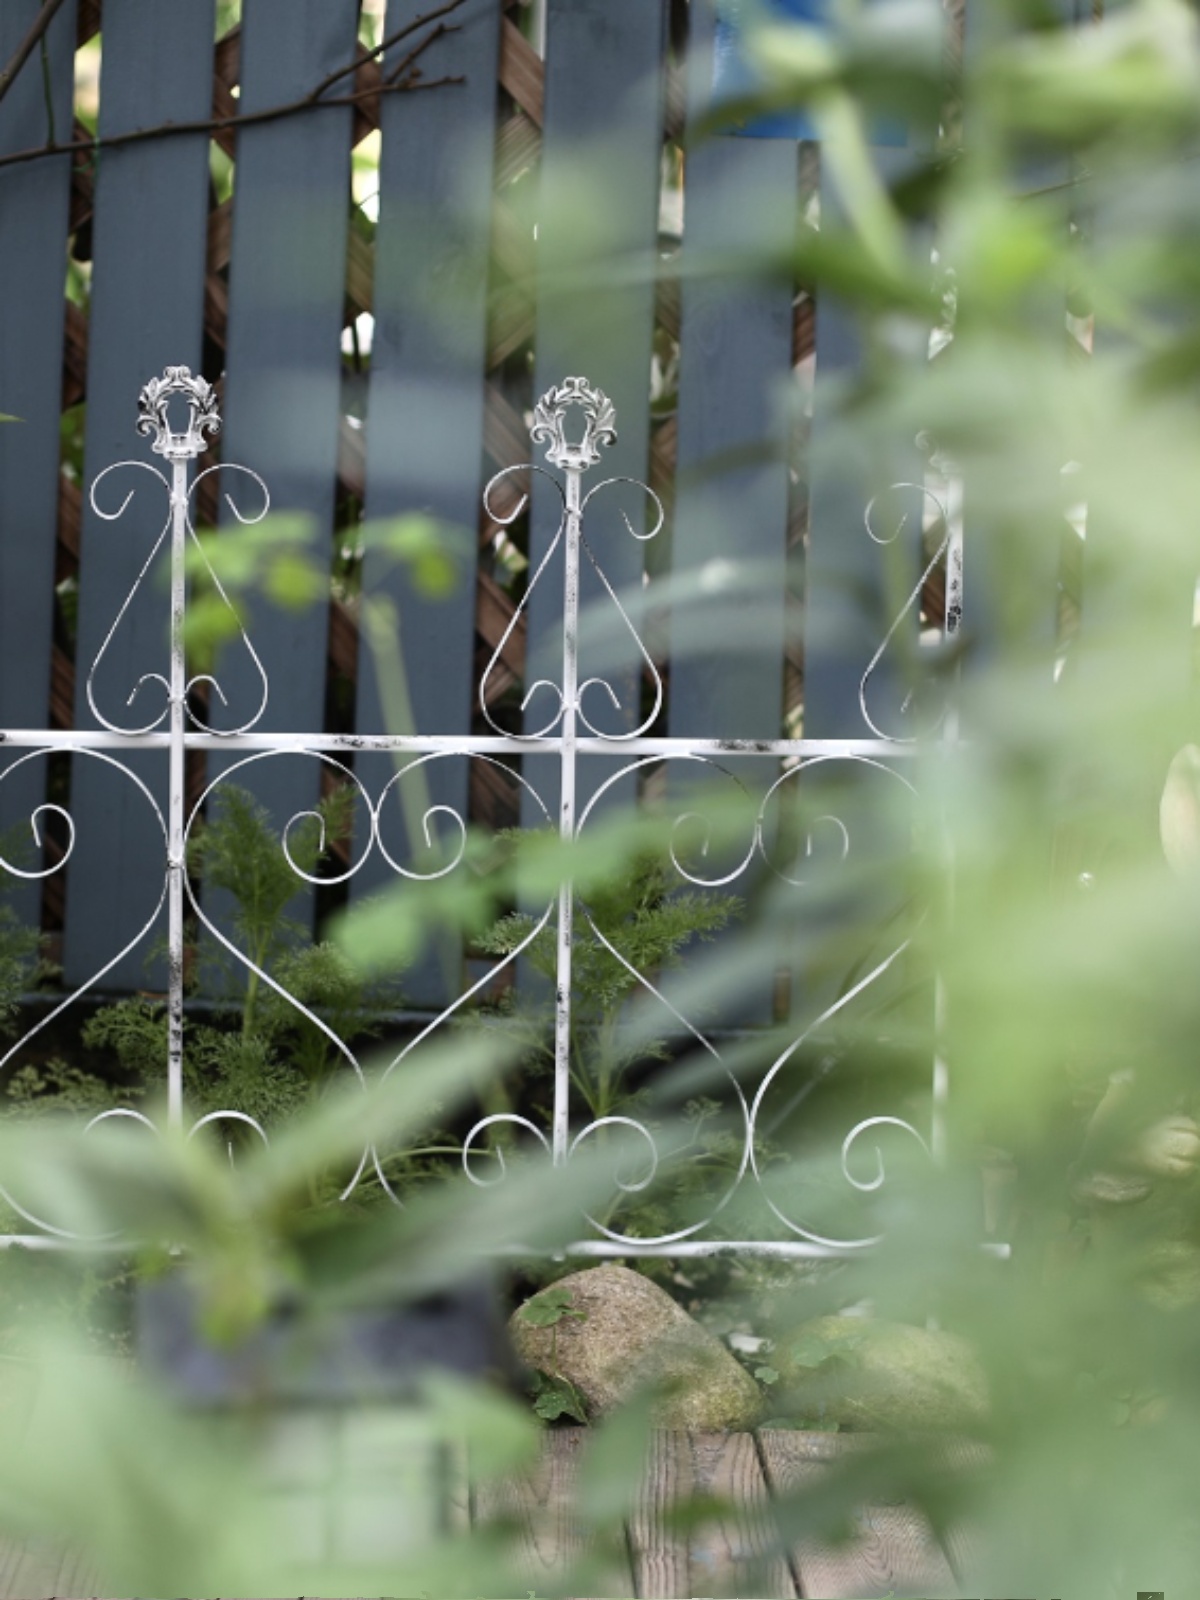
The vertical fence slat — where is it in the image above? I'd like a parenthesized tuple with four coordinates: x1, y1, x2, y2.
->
(668, 4, 794, 745)
(523, 0, 668, 788)
(211, 0, 360, 925)
(65, 0, 215, 992)
(801, 149, 928, 741)
(351, 0, 502, 1006)
(0, 0, 77, 928)
(958, 0, 1065, 676)
(666, 3, 796, 1028)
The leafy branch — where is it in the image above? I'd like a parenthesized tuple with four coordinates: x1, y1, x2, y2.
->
(0, 0, 469, 175)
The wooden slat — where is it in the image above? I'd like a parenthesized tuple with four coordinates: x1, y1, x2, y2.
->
(349, 0, 501, 1003)
(499, 15, 543, 126)
(487, 277, 535, 368)
(488, 195, 534, 297)
(62, 297, 87, 408)
(521, 0, 669, 837)
(758, 1430, 958, 1599)
(483, 382, 529, 474)
(475, 569, 524, 693)
(0, 1537, 103, 1600)
(209, 0, 360, 935)
(474, 1427, 636, 1598)
(76, 0, 100, 45)
(0, 0, 77, 919)
(67, 119, 94, 235)
(801, 158, 928, 741)
(494, 109, 540, 188)
(630, 1431, 796, 1599)
(65, 0, 215, 992)
(668, 4, 795, 746)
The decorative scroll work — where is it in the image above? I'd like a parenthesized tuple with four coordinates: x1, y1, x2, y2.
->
(530, 376, 617, 470)
(136, 365, 221, 460)
(478, 387, 666, 741)
(858, 481, 960, 744)
(0, 368, 951, 1252)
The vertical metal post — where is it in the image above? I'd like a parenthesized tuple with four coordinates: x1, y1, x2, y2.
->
(552, 463, 582, 1167)
(528, 379, 616, 1169)
(167, 450, 188, 1134)
(932, 486, 964, 1166)
(134, 366, 220, 1135)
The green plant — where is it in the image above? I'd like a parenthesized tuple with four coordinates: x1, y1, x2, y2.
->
(518, 1285, 590, 1423)
(76, 783, 404, 1135)
(477, 847, 742, 1127)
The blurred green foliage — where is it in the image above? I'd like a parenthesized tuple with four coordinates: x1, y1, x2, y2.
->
(6, 0, 1200, 1594)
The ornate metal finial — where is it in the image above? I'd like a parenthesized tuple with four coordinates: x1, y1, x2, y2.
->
(531, 377, 616, 472)
(136, 366, 220, 461)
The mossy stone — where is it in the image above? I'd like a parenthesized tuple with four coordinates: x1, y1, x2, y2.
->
(774, 1314, 988, 1434)
(509, 1264, 763, 1429)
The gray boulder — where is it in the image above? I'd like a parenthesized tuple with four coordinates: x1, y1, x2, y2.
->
(774, 1315, 988, 1433)
(509, 1264, 763, 1429)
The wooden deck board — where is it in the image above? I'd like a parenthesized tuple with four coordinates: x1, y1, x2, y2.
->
(0, 1537, 102, 1600)
(758, 1430, 962, 1600)
(0, 1428, 984, 1599)
(629, 1430, 797, 1599)
(473, 1426, 637, 1599)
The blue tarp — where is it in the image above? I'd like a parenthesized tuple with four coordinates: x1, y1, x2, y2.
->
(712, 0, 832, 139)
(712, 0, 907, 146)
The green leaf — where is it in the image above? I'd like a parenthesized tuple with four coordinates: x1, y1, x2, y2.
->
(787, 1332, 835, 1371)
(530, 1371, 588, 1424)
(519, 1286, 587, 1328)
(754, 1365, 780, 1386)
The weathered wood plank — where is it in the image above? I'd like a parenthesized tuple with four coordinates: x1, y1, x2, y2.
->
(666, 0, 797, 1027)
(65, 0, 215, 992)
(758, 1430, 965, 1600)
(630, 1430, 796, 1599)
(0, 1537, 103, 1600)
(208, 0, 359, 948)
(350, 0, 501, 1006)
(668, 0, 795, 747)
(473, 1427, 636, 1598)
(0, 0, 77, 928)
(521, 0, 669, 835)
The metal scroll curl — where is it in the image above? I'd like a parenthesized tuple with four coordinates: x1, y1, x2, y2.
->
(183, 463, 271, 736)
(84, 431, 271, 738)
(749, 757, 934, 1248)
(858, 482, 956, 743)
(478, 381, 667, 743)
(0, 749, 169, 1239)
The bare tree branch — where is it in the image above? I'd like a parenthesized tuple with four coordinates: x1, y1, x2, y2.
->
(0, 0, 470, 173)
(0, 0, 69, 112)
(0, 58, 465, 177)
(386, 22, 462, 87)
(307, 0, 469, 102)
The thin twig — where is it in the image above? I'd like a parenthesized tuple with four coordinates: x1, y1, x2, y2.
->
(305, 0, 470, 102)
(0, 74, 464, 176)
(0, 0, 69, 111)
(386, 23, 461, 87)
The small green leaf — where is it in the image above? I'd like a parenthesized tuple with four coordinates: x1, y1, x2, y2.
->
(0, 413, 23, 424)
(520, 1286, 588, 1328)
(788, 1331, 834, 1370)
(530, 1371, 588, 1424)
(754, 1365, 780, 1386)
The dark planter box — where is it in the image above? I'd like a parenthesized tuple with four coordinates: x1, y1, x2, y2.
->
(136, 1274, 514, 1406)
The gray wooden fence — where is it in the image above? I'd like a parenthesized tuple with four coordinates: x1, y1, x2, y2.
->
(0, 0, 969, 1012)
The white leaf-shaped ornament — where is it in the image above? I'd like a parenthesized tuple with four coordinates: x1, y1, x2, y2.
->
(1160, 744, 1200, 875)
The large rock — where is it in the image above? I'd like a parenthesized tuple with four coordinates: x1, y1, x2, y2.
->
(774, 1315, 988, 1433)
(509, 1265, 763, 1429)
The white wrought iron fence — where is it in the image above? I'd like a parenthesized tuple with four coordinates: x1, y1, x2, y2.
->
(0, 366, 960, 1255)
